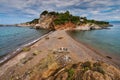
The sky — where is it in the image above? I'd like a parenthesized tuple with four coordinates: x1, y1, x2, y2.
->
(0, 0, 120, 24)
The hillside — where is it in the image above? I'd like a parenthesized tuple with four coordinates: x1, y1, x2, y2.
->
(17, 11, 111, 30)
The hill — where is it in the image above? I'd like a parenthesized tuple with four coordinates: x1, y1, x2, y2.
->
(17, 10, 111, 30)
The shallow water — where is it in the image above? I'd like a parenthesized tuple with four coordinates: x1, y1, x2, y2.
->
(69, 22, 120, 62)
(0, 26, 49, 56)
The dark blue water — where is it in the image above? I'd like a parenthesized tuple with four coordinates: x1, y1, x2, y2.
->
(69, 22, 120, 64)
(0, 26, 49, 56)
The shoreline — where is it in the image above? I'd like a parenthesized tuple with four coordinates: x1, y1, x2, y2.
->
(0, 30, 120, 79)
(0, 30, 119, 67)
(0, 31, 53, 66)
(67, 30, 120, 68)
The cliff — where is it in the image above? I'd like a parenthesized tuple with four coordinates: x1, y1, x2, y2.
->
(35, 14, 55, 30)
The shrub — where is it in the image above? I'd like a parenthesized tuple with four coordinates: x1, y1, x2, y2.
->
(67, 68, 74, 80)
(72, 64, 78, 69)
(45, 37, 49, 40)
(81, 61, 91, 68)
(28, 19, 39, 24)
(33, 50, 40, 55)
(53, 11, 80, 25)
(93, 62, 101, 67)
(92, 66, 105, 74)
(84, 67, 90, 72)
(48, 11, 57, 15)
(41, 10, 48, 15)
(22, 47, 30, 52)
(70, 16, 80, 24)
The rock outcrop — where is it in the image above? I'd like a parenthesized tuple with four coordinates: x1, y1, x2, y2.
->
(35, 14, 55, 30)
(29, 48, 120, 80)
(54, 22, 76, 30)
(30, 59, 120, 80)
(76, 23, 101, 30)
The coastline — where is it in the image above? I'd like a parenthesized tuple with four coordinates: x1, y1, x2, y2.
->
(67, 30, 120, 68)
(0, 31, 53, 66)
(0, 30, 119, 79)
(1, 30, 119, 67)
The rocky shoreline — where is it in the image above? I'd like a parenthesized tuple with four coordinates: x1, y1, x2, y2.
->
(16, 22, 112, 31)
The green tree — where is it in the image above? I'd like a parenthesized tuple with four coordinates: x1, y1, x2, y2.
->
(41, 10, 48, 15)
(29, 19, 39, 24)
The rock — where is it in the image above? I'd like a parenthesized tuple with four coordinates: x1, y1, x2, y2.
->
(42, 62, 59, 78)
(35, 14, 55, 30)
(31, 61, 120, 80)
(76, 23, 102, 30)
(58, 37, 63, 39)
(33, 50, 40, 55)
(83, 70, 104, 80)
(15, 76, 19, 80)
(45, 37, 49, 40)
(54, 22, 76, 30)
(55, 47, 69, 53)
(106, 56, 112, 59)
(55, 72, 68, 80)
(105, 65, 120, 80)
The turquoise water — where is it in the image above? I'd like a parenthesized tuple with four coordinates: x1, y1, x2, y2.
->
(0, 26, 49, 57)
(69, 22, 120, 61)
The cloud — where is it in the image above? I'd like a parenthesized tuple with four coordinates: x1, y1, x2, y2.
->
(0, 0, 120, 24)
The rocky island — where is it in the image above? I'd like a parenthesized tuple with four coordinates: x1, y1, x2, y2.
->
(16, 11, 111, 30)
(0, 11, 119, 80)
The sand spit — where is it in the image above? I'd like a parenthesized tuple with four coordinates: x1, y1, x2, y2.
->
(0, 30, 119, 80)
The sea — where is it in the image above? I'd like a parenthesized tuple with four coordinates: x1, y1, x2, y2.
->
(69, 21, 120, 66)
(0, 22, 120, 66)
(0, 26, 49, 57)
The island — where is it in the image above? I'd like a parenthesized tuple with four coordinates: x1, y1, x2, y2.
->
(0, 11, 119, 80)
(16, 11, 111, 30)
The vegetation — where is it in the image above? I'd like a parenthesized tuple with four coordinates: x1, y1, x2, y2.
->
(53, 11, 80, 25)
(27, 19, 39, 24)
(33, 50, 41, 56)
(93, 62, 105, 74)
(22, 47, 31, 52)
(81, 61, 91, 68)
(67, 68, 74, 80)
(26, 10, 110, 27)
(45, 37, 49, 40)
(93, 62, 101, 67)
(92, 66, 105, 74)
(85, 19, 109, 25)
(40, 10, 109, 26)
(41, 10, 48, 15)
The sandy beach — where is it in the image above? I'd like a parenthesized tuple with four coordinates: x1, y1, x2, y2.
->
(0, 30, 119, 79)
